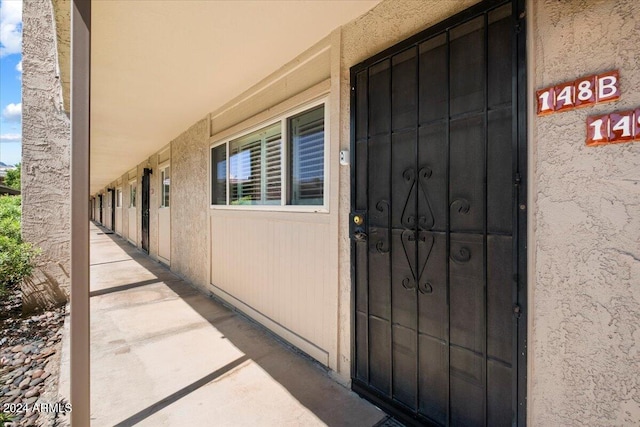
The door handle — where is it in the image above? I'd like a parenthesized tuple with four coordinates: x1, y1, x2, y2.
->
(354, 232, 368, 241)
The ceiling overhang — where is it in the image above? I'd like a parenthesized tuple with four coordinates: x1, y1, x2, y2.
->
(89, 0, 380, 194)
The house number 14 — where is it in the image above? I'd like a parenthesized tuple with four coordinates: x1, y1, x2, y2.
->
(587, 109, 640, 146)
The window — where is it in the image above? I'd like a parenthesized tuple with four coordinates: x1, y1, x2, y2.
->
(229, 122, 281, 205)
(116, 188, 122, 208)
(160, 166, 170, 208)
(289, 106, 324, 205)
(130, 182, 137, 208)
(211, 101, 326, 209)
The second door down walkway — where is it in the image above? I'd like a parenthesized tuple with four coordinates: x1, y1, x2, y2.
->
(68, 222, 390, 426)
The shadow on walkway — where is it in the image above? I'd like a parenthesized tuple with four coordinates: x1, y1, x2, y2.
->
(83, 222, 388, 426)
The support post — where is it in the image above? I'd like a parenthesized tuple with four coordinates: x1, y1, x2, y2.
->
(70, 0, 91, 425)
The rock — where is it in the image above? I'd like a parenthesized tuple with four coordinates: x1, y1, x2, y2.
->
(6, 388, 21, 397)
(26, 396, 38, 405)
(24, 358, 31, 365)
(19, 377, 30, 389)
(24, 388, 39, 399)
(10, 345, 22, 353)
(40, 372, 50, 380)
(12, 375, 24, 386)
(31, 369, 44, 379)
(29, 378, 44, 387)
(39, 349, 55, 359)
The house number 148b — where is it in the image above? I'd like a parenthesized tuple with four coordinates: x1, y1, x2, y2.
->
(537, 71, 620, 115)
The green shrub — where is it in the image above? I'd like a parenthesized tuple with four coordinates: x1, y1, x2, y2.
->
(0, 196, 40, 294)
(4, 163, 21, 190)
(0, 195, 22, 242)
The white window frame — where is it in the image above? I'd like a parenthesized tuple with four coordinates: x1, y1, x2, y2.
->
(209, 96, 329, 213)
(116, 187, 122, 208)
(159, 162, 170, 208)
(129, 180, 137, 208)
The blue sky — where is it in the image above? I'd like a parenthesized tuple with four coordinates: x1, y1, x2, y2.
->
(0, 0, 22, 166)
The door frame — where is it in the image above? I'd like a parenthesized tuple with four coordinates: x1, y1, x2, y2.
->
(349, 0, 528, 425)
(111, 188, 116, 231)
(98, 194, 103, 224)
(141, 167, 151, 253)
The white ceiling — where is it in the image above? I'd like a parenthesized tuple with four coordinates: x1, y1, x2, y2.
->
(90, 0, 380, 194)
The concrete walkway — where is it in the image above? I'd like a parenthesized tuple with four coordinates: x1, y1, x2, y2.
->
(60, 223, 388, 426)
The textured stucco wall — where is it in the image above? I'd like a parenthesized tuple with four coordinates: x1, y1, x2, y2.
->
(21, 0, 71, 309)
(52, 0, 70, 113)
(170, 118, 210, 290)
(530, 1, 640, 425)
(337, 0, 481, 381)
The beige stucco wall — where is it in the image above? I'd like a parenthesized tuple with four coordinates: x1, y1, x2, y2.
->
(21, 0, 71, 309)
(52, 0, 70, 113)
(170, 118, 210, 290)
(530, 0, 640, 425)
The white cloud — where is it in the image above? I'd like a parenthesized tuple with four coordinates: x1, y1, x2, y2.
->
(2, 102, 21, 122)
(0, 133, 21, 141)
(0, 0, 22, 57)
(15, 59, 21, 72)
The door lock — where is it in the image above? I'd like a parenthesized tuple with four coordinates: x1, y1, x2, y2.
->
(350, 211, 367, 242)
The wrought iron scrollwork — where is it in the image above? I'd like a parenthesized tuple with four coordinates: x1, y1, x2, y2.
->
(375, 200, 390, 253)
(451, 246, 471, 263)
(400, 229, 435, 293)
(398, 167, 439, 294)
(418, 167, 435, 230)
(451, 198, 470, 214)
(401, 168, 416, 228)
(416, 231, 434, 294)
(418, 282, 433, 294)
(402, 277, 415, 291)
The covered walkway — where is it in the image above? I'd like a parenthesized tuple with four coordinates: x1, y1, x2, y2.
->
(59, 223, 390, 426)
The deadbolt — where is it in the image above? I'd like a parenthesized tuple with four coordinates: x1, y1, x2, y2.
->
(354, 215, 363, 225)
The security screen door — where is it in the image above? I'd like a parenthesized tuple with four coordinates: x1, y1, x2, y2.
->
(141, 168, 151, 253)
(350, 1, 527, 426)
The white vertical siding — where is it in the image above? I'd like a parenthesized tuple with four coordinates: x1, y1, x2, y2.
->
(128, 208, 137, 245)
(115, 207, 122, 235)
(158, 208, 170, 264)
(210, 211, 333, 365)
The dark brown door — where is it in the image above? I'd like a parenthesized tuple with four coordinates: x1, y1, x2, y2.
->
(141, 168, 151, 253)
(98, 194, 103, 224)
(350, 1, 527, 426)
(111, 189, 116, 231)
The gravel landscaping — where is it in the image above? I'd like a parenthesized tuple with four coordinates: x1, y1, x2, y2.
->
(0, 288, 68, 427)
